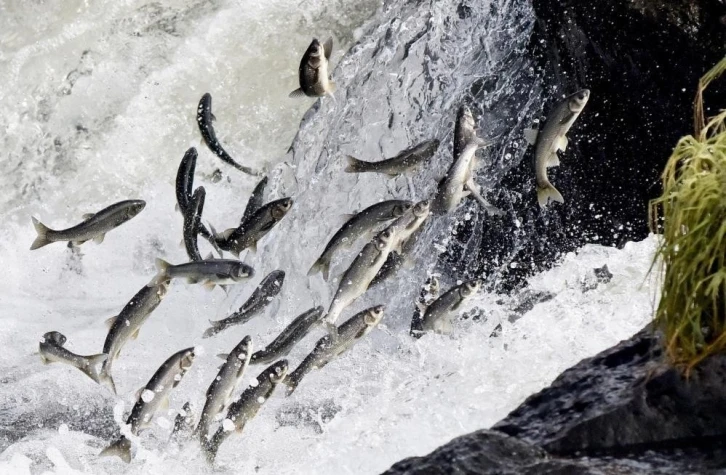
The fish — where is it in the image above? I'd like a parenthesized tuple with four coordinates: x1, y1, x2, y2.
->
(99, 282, 170, 394)
(214, 198, 293, 257)
(170, 402, 195, 442)
(100, 347, 196, 463)
(30, 199, 146, 250)
(308, 200, 412, 280)
(202, 270, 285, 338)
(250, 306, 325, 366)
(524, 89, 590, 207)
(183, 187, 206, 262)
(197, 93, 260, 176)
(241, 176, 268, 225)
(149, 257, 254, 289)
(289, 38, 336, 98)
(196, 336, 253, 443)
(419, 279, 481, 335)
(203, 360, 288, 463)
(325, 229, 395, 328)
(176, 147, 197, 214)
(283, 306, 384, 395)
(176, 147, 214, 240)
(344, 139, 440, 176)
(410, 276, 441, 337)
(368, 200, 431, 288)
(38, 331, 107, 384)
(432, 106, 501, 216)
(387, 199, 431, 253)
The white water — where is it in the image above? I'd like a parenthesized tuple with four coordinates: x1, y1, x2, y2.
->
(0, 0, 659, 474)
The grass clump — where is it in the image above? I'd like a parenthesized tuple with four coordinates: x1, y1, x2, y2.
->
(650, 56, 726, 371)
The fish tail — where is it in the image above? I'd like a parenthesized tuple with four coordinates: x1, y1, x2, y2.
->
(202, 323, 221, 339)
(536, 181, 564, 208)
(99, 437, 132, 463)
(307, 257, 330, 280)
(344, 156, 366, 173)
(80, 353, 108, 384)
(30, 217, 53, 250)
(281, 373, 299, 396)
(202, 431, 222, 464)
(98, 362, 117, 395)
(149, 258, 172, 286)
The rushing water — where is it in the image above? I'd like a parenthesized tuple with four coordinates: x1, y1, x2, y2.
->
(0, 0, 657, 473)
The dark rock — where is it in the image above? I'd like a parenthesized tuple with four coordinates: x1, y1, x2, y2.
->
(495, 327, 726, 456)
(385, 327, 726, 474)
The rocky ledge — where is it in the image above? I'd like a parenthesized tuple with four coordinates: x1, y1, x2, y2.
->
(384, 328, 726, 474)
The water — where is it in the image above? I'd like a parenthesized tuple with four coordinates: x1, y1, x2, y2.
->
(0, 0, 657, 473)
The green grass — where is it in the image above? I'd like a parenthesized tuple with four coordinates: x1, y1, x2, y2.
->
(650, 56, 726, 371)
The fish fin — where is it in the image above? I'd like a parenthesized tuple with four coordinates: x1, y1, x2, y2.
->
(80, 353, 108, 384)
(323, 37, 333, 59)
(557, 135, 568, 152)
(187, 276, 200, 284)
(415, 301, 427, 314)
(175, 203, 180, 213)
(98, 366, 117, 395)
(39, 353, 49, 364)
(523, 127, 539, 145)
(344, 155, 364, 173)
(307, 257, 330, 280)
(149, 258, 171, 286)
(289, 88, 306, 98)
(546, 152, 561, 167)
(105, 316, 117, 329)
(93, 233, 105, 244)
(72, 240, 88, 246)
(464, 180, 504, 216)
(474, 137, 488, 149)
(328, 81, 337, 94)
(135, 387, 144, 401)
(219, 285, 230, 295)
(249, 241, 257, 254)
(160, 396, 170, 410)
(82, 213, 95, 220)
(100, 437, 132, 463)
(203, 280, 216, 291)
(205, 252, 214, 260)
(537, 182, 564, 208)
(217, 353, 229, 360)
(30, 217, 53, 250)
(211, 113, 217, 121)
(219, 228, 236, 241)
(202, 324, 220, 339)
(131, 328, 140, 340)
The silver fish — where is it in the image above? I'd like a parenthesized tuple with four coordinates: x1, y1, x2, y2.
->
(203, 360, 289, 463)
(250, 307, 325, 366)
(203, 270, 285, 338)
(38, 331, 107, 384)
(196, 336, 253, 443)
(283, 306, 384, 395)
(30, 200, 146, 250)
(308, 200, 412, 280)
(99, 282, 170, 394)
(149, 258, 254, 289)
(525, 89, 590, 207)
(410, 276, 441, 337)
(387, 199, 431, 253)
(100, 347, 196, 463)
(325, 229, 395, 327)
(176, 149, 214, 241)
(197, 93, 260, 176)
(214, 198, 293, 257)
(344, 140, 440, 176)
(170, 401, 195, 442)
(289, 38, 336, 99)
(241, 176, 268, 225)
(420, 279, 481, 335)
(183, 187, 206, 262)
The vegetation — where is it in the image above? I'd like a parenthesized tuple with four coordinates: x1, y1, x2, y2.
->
(650, 56, 726, 371)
